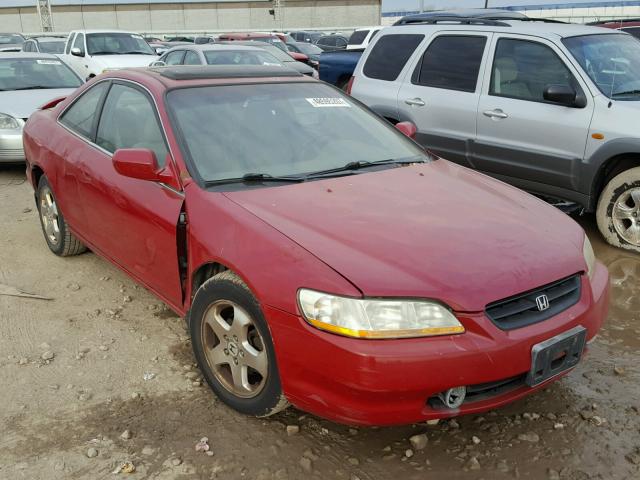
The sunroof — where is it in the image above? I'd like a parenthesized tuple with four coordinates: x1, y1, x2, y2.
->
(155, 65, 303, 80)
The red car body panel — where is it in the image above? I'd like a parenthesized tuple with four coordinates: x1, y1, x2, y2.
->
(22, 68, 609, 426)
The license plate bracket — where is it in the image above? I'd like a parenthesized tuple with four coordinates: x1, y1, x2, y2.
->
(526, 326, 587, 387)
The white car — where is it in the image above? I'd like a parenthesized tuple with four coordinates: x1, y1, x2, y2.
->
(346, 26, 384, 50)
(60, 29, 158, 80)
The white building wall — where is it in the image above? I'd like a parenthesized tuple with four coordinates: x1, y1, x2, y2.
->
(1, 0, 381, 35)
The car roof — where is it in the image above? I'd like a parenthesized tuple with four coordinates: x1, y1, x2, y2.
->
(390, 19, 624, 39)
(167, 44, 268, 53)
(70, 29, 141, 35)
(104, 65, 315, 90)
(354, 26, 384, 32)
(0, 52, 59, 59)
(30, 36, 66, 42)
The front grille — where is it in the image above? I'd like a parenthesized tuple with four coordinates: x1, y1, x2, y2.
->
(427, 373, 527, 409)
(0, 148, 24, 160)
(485, 274, 581, 330)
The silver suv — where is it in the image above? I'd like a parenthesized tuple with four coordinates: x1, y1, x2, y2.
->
(350, 17, 640, 253)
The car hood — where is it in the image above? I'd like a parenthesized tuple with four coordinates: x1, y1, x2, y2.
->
(93, 54, 158, 68)
(0, 88, 77, 119)
(224, 161, 587, 312)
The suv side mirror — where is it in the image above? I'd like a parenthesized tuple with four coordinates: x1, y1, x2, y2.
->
(113, 149, 161, 181)
(70, 47, 85, 57)
(395, 121, 417, 140)
(543, 84, 585, 108)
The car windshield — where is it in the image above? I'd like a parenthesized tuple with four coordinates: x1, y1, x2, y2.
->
(38, 40, 66, 54)
(204, 50, 283, 66)
(167, 82, 425, 184)
(563, 33, 640, 100)
(292, 42, 322, 55)
(0, 58, 81, 91)
(87, 32, 155, 56)
(239, 44, 292, 62)
(253, 37, 288, 52)
(0, 34, 24, 45)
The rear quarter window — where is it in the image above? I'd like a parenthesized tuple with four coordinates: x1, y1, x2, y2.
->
(349, 30, 369, 45)
(363, 34, 424, 81)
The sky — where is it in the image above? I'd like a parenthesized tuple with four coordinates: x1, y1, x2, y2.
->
(381, 0, 621, 12)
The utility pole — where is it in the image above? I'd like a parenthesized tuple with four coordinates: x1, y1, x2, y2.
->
(36, 0, 54, 32)
(484, 0, 489, 8)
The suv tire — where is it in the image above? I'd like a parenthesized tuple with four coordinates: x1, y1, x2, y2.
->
(596, 166, 640, 252)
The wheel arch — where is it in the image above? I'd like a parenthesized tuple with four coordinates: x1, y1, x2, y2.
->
(31, 164, 45, 190)
(586, 138, 640, 211)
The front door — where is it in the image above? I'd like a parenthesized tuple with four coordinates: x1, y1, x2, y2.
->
(474, 34, 594, 193)
(397, 32, 492, 167)
(77, 81, 184, 308)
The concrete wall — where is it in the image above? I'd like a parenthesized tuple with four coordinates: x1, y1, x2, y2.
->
(1, 0, 381, 35)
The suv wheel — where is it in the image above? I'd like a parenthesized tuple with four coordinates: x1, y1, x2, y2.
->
(596, 166, 640, 252)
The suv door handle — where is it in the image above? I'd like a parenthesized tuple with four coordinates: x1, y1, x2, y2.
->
(405, 98, 425, 107)
(483, 109, 509, 119)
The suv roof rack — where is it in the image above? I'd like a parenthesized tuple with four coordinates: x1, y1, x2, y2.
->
(393, 16, 511, 27)
(515, 17, 568, 24)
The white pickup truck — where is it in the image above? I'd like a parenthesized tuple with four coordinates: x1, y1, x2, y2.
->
(60, 29, 158, 80)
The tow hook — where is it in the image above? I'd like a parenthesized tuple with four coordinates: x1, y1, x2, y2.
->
(438, 386, 466, 409)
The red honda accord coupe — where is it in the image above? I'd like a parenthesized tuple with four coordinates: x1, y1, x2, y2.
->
(23, 65, 609, 426)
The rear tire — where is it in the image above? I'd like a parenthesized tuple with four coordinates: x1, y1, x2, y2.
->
(596, 166, 640, 253)
(37, 176, 87, 257)
(189, 271, 288, 417)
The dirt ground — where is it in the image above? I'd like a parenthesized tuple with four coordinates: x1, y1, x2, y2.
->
(0, 164, 639, 480)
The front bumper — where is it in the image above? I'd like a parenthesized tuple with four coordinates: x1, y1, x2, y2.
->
(267, 262, 609, 426)
(0, 130, 25, 162)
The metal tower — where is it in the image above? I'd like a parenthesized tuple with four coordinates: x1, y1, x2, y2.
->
(36, 0, 54, 32)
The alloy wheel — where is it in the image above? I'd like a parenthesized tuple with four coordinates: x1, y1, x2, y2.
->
(612, 188, 640, 246)
(39, 186, 61, 246)
(201, 300, 268, 398)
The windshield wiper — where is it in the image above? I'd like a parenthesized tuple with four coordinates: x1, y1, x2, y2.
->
(612, 89, 640, 97)
(122, 51, 153, 55)
(89, 51, 119, 55)
(304, 157, 426, 179)
(205, 173, 305, 186)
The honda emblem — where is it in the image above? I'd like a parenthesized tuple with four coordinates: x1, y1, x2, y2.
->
(535, 294, 550, 311)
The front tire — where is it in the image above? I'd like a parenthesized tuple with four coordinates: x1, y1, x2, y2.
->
(37, 176, 87, 257)
(189, 271, 288, 417)
(596, 166, 640, 253)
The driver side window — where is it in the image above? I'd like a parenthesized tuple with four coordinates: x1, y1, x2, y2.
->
(96, 83, 169, 167)
(490, 38, 575, 103)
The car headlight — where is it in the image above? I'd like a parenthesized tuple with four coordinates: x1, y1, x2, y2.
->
(583, 235, 596, 281)
(0, 113, 20, 130)
(298, 289, 465, 339)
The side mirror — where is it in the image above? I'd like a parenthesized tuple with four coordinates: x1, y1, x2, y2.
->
(150, 60, 166, 67)
(70, 47, 85, 57)
(113, 149, 161, 181)
(395, 121, 417, 140)
(543, 84, 584, 107)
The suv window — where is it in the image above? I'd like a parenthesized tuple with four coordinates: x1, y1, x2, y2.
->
(59, 82, 109, 139)
(490, 38, 575, 103)
(412, 35, 487, 92)
(23, 41, 33, 52)
(336, 37, 347, 48)
(73, 33, 85, 55)
(349, 30, 369, 45)
(96, 83, 168, 166)
(183, 50, 201, 65)
(164, 50, 185, 65)
(622, 27, 640, 39)
(363, 34, 424, 81)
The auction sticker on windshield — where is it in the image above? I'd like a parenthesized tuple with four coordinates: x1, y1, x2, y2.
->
(306, 97, 351, 108)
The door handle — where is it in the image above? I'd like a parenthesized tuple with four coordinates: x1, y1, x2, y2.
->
(483, 109, 509, 119)
(405, 98, 425, 107)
